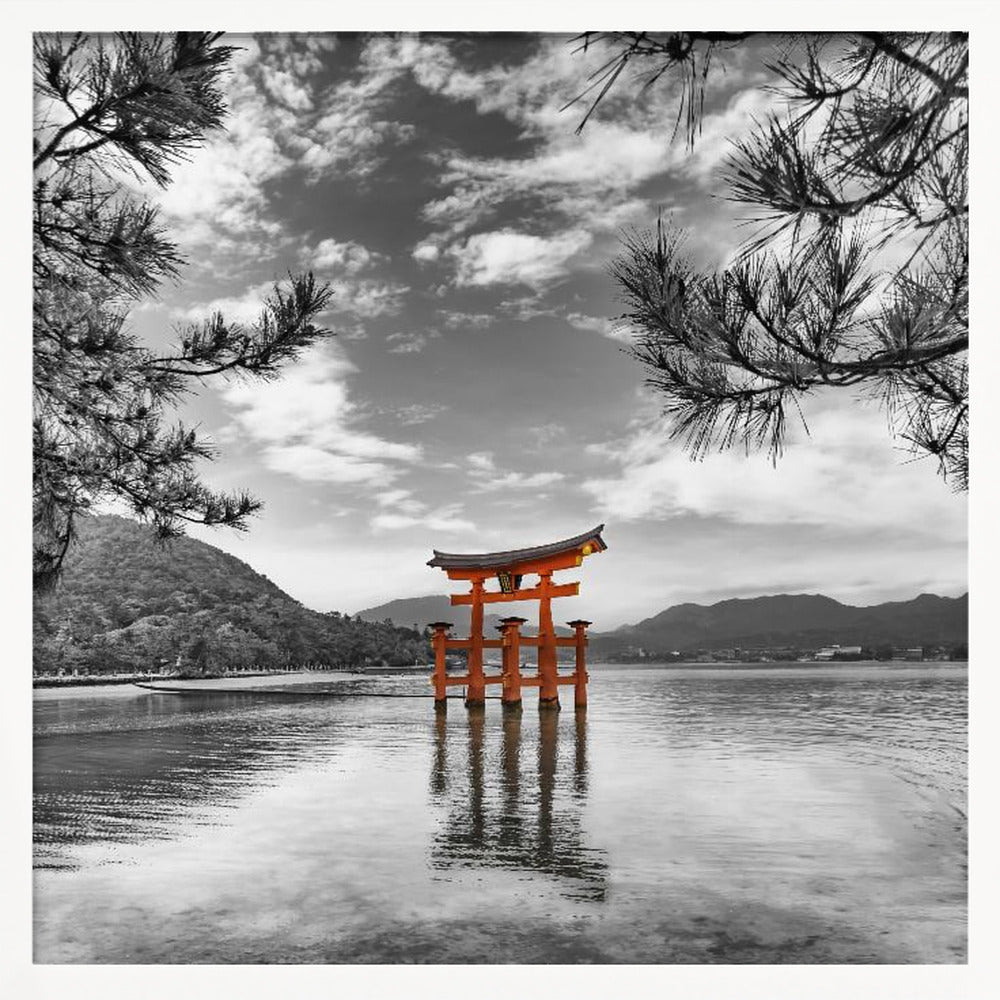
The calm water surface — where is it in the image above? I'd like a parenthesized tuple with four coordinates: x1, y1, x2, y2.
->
(33, 664, 967, 964)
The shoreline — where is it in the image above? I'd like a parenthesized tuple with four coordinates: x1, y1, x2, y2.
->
(32, 668, 353, 688)
(32, 660, 966, 699)
(32, 670, 368, 700)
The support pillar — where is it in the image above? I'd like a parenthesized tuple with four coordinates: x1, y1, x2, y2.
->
(537, 572, 560, 710)
(568, 619, 591, 710)
(429, 621, 452, 711)
(499, 616, 526, 711)
(466, 577, 486, 707)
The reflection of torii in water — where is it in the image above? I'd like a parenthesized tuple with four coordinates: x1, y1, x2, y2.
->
(429, 709, 608, 901)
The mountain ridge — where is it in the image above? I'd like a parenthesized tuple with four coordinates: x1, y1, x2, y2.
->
(35, 515, 967, 676)
(360, 590, 968, 653)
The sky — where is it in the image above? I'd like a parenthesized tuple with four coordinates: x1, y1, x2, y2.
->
(116, 31, 968, 629)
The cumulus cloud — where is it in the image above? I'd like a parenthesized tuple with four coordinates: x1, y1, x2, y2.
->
(450, 228, 593, 289)
(292, 35, 419, 181)
(143, 33, 415, 264)
(175, 281, 276, 324)
(177, 271, 407, 333)
(397, 34, 787, 290)
(466, 452, 496, 472)
(677, 87, 785, 184)
(259, 62, 314, 111)
(582, 401, 967, 543)
(221, 342, 421, 488)
(412, 243, 441, 263)
(307, 238, 381, 274)
(148, 38, 295, 251)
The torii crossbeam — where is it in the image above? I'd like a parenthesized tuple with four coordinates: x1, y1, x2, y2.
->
(426, 524, 606, 711)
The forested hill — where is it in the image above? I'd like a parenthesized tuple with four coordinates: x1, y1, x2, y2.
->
(33, 515, 430, 676)
(363, 590, 968, 658)
(590, 592, 968, 656)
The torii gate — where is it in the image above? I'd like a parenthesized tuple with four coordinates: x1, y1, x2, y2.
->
(426, 524, 606, 711)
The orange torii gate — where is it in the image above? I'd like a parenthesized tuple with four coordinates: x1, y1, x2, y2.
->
(426, 525, 606, 711)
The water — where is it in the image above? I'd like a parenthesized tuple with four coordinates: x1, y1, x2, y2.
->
(32, 664, 967, 964)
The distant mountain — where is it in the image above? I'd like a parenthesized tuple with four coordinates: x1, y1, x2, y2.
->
(356, 594, 570, 637)
(591, 592, 968, 654)
(33, 515, 430, 676)
(357, 595, 505, 634)
(38, 517, 965, 678)
(362, 590, 967, 655)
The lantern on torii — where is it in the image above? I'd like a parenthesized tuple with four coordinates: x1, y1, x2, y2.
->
(426, 524, 606, 711)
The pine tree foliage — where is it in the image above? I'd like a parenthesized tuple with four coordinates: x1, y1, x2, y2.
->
(570, 32, 968, 489)
(33, 33, 334, 590)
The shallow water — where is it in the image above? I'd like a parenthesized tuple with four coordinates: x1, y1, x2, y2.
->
(33, 663, 967, 964)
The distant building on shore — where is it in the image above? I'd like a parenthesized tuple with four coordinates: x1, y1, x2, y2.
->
(815, 645, 863, 661)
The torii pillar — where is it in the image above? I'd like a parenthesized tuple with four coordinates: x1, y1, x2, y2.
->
(429, 621, 452, 711)
(498, 616, 526, 711)
(537, 572, 560, 710)
(568, 619, 592, 709)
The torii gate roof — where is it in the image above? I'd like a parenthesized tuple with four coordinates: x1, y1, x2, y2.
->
(427, 524, 606, 571)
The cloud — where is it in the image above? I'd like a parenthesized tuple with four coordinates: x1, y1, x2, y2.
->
(412, 243, 440, 263)
(365, 480, 476, 535)
(399, 34, 787, 291)
(582, 399, 967, 542)
(438, 310, 496, 330)
(497, 296, 558, 321)
(474, 471, 565, 492)
(388, 403, 448, 424)
(375, 489, 424, 514)
(465, 451, 565, 492)
(322, 279, 410, 319)
(371, 505, 477, 534)
(147, 38, 296, 251)
(262, 445, 400, 486)
(259, 62, 314, 111)
(260, 34, 340, 76)
(676, 87, 785, 184)
(177, 272, 408, 332)
(220, 342, 421, 489)
(386, 332, 429, 354)
(307, 238, 382, 275)
(466, 452, 496, 472)
(291, 35, 419, 181)
(565, 312, 635, 344)
(450, 228, 593, 289)
(142, 33, 415, 263)
(175, 281, 275, 324)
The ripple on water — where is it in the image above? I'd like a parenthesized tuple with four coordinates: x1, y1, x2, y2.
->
(32, 664, 966, 963)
